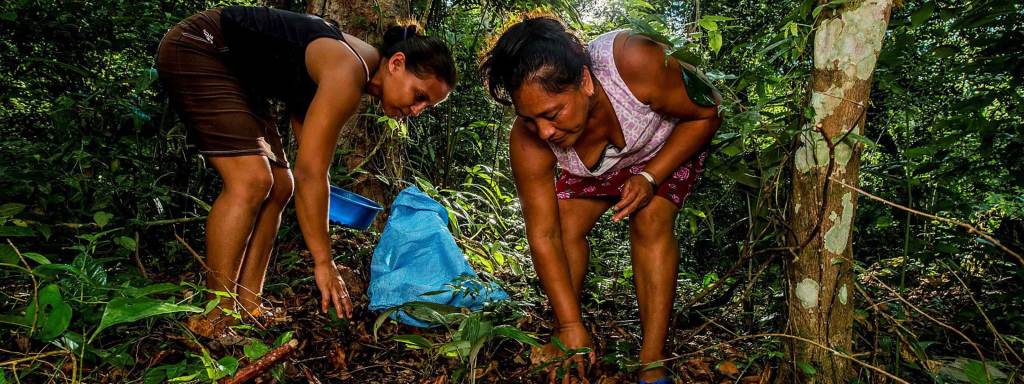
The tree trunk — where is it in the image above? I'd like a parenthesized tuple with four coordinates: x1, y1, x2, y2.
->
(781, 1, 894, 383)
(306, 0, 411, 225)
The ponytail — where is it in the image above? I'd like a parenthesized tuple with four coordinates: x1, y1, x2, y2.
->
(379, 23, 457, 87)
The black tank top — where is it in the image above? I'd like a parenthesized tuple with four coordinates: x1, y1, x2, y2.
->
(219, 6, 349, 115)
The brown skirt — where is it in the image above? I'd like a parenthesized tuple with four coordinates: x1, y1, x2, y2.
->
(155, 8, 289, 168)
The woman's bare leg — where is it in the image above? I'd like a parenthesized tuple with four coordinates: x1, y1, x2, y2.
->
(205, 155, 274, 311)
(629, 197, 681, 382)
(557, 198, 614, 296)
(236, 165, 294, 314)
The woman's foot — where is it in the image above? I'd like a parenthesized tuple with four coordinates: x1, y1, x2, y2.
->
(185, 310, 243, 344)
(637, 355, 670, 383)
(531, 322, 596, 383)
(241, 304, 289, 326)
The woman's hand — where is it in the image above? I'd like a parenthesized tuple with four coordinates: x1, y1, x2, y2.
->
(313, 261, 353, 318)
(611, 174, 655, 222)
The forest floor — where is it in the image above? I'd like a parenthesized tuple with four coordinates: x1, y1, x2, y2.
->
(96, 231, 776, 384)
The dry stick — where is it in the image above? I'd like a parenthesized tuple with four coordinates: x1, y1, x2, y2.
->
(301, 365, 324, 384)
(21, 215, 207, 230)
(218, 339, 299, 384)
(133, 231, 148, 279)
(941, 261, 1024, 364)
(8, 240, 39, 338)
(829, 177, 1024, 266)
(173, 233, 266, 330)
(868, 276, 987, 364)
(0, 351, 67, 367)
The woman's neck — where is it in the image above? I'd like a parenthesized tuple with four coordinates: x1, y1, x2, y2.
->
(365, 61, 385, 98)
(584, 76, 623, 148)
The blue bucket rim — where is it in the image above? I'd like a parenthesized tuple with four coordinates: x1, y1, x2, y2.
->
(329, 186, 383, 211)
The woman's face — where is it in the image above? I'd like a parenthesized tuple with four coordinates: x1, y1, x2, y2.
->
(511, 69, 594, 149)
(380, 53, 451, 118)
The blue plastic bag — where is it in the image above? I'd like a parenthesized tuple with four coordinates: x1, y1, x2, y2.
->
(368, 186, 508, 327)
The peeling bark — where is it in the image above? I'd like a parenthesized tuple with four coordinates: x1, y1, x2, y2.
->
(781, 1, 894, 383)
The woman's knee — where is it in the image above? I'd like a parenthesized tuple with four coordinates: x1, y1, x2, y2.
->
(267, 169, 294, 206)
(629, 201, 678, 243)
(223, 169, 275, 205)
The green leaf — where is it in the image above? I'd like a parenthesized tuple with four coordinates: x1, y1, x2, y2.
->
(93, 211, 113, 228)
(812, 0, 849, 18)
(125, 283, 180, 298)
(394, 334, 434, 349)
(910, 3, 934, 28)
(0, 226, 35, 237)
(273, 331, 294, 347)
(670, 48, 703, 66)
(218, 356, 239, 376)
(843, 132, 877, 148)
(244, 341, 271, 360)
(698, 18, 718, 31)
(0, 244, 17, 264)
(93, 297, 201, 338)
(28, 284, 73, 341)
(708, 30, 723, 53)
(0, 203, 25, 218)
(492, 325, 541, 347)
(114, 236, 137, 252)
(963, 360, 989, 384)
(680, 65, 719, 107)
(797, 361, 817, 376)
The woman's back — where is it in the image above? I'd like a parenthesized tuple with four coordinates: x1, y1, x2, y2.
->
(220, 6, 348, 113)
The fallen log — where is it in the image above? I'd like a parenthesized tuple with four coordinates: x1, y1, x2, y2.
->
(219, 339, 299, 384)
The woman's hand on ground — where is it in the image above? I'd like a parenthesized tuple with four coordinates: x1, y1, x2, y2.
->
(313, 261, 353, 318)
(612, 174, 654, 221)
(547, 322, 596, 384)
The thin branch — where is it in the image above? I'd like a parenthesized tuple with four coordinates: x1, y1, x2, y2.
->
(660, 333, 911, 384)
(8, 240, 39, 337)
(0, 351, 67, 367)
(867, 276, 987, 364)
(829, 176, 1024, 265)
(941, 261, 1024, 364)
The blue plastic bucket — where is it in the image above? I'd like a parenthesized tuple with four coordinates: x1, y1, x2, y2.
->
(328, 186, 383, 231)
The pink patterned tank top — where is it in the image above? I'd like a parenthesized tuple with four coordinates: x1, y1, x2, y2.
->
(548, 30, 679, 177)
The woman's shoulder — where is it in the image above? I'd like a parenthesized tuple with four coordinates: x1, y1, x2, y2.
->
(608, 32, 674, 106)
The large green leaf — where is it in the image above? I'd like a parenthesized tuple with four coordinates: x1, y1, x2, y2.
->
(243, 341, 271, 360)
(93, 297, 201, 338)
(492, 325, 541, 347)
(0, 203, 25, 218)
(911, 3, 935, 28)
(681, 65, 719, 107)
(26, 284, 73, 341)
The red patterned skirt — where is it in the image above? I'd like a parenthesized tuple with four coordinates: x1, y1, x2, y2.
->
(555, 150, 708, 207)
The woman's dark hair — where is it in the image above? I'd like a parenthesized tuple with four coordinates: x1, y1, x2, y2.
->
(479, 16, 591, 106)
(379, 24, 457, 87)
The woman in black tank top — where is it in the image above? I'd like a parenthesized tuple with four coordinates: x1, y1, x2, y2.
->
(155, 6, 456, 339)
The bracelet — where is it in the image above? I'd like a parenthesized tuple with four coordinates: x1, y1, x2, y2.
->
(638, 171, 658, 188)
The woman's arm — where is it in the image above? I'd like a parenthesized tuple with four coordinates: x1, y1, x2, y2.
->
(610, 34, 722, 220)
(291, 39, 367, 317)
(509, 119, 583, 327)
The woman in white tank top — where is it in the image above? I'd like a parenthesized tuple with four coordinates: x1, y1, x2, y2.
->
(481, 15, 721, 384)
